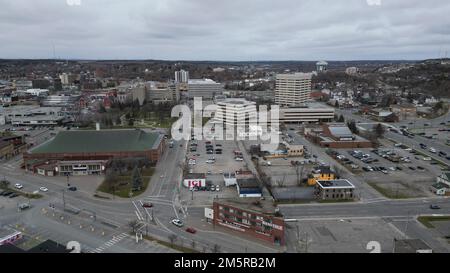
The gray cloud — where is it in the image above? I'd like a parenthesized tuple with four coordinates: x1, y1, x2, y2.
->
(0, 0, 449, 60)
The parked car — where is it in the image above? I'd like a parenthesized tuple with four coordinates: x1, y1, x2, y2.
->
(39, 187, 49, 192)
(171, 219, 184, 227)
(18, 203, 30, 211)
(14, 183, 23, 189)
(430, 204, 441, 210)
(68, 186, 77, 191)
(2, 191, 13, 197)
(186, 227, 197, 234)
(9, 193, 19, 198)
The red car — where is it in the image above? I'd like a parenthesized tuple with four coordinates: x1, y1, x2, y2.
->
(142, 202, 153, 208)
(185, 227, 197, 234)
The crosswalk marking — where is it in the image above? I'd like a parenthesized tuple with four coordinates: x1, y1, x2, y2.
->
(89, 233, 128, 253)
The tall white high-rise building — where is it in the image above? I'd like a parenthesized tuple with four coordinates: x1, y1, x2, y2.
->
(275, 73, 313, 107)
(175, 70, 189, 83)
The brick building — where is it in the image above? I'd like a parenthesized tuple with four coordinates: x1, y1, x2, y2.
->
(305, 123, 372, 149)
(23, 129, 165, 176)
(212, 198, 285, 246)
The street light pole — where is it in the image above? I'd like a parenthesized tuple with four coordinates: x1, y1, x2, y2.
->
(62, 189, 66, 211)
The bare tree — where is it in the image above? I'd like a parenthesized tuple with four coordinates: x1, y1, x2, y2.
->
(128, 220, 139, 233)
(168, 234, 178, 247)
(212, 244, 221, 253)
(333, 165, 342, 179)
(295, 165, 305, 186)
(276, 174, 286, 188)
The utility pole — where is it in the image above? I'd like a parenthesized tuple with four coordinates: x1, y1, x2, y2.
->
(145, 213, 148, 236)
(62, 190, 66, 211)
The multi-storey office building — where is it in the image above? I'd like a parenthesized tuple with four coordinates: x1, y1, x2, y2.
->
(275, 73, 312, 107)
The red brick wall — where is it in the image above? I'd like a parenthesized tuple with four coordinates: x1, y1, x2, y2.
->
(212, 202, 285, 246)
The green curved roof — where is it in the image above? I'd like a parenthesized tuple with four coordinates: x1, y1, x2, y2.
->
(31, 129, 162, 154)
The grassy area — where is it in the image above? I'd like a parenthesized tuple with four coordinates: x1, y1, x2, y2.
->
(97, 168, 154, 198)
(417, 216, 450, 228)
(275, 200, 314, 205)
(367, 182, 411, 199)
(142, 235, 200, 253)
(318, 199, 356, 204)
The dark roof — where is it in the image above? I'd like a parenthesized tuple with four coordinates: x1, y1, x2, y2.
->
(237, 178, 260, 189)
(30, 129, 163, 154)
(0, 244, 25, 253)
(28, 240, 71, 253)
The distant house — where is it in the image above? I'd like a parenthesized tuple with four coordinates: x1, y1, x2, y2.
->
(369, 109, 399, 122)
(437, 172, 450, 187)
(307, 166, 336, 186)
(431, 173, 450, 196)
(391, 104, 417, 120)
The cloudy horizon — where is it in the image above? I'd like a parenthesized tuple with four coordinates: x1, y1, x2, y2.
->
(0, 0, 449, 61)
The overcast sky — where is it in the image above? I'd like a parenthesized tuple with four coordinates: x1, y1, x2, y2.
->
(0, 0, 449, 61)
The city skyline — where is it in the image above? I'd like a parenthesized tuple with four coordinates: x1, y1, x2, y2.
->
(0, 0, 449, 61)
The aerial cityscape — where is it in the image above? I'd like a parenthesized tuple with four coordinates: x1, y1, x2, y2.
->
(0, 0, 449, 260)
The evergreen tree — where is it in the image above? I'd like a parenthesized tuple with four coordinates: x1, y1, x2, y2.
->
(132, 166, 143, 191)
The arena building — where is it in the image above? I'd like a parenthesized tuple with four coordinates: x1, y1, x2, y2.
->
(23, 129, 165, 176)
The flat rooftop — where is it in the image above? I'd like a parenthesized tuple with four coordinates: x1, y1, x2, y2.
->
(0, 227, 21, 240)
(317, 179, 355, 189)
(30, 129, 163, 154)
(237, 178, 260, 189)
(214, 198, 279, 215)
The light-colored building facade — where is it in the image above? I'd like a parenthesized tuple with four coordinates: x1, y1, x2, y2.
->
(275, 73, 312, 107)
(175, 70, 189, 83)
(188, 79, 222, 100)
(279, 103, 335, 124)
(214, 98, 257, 129)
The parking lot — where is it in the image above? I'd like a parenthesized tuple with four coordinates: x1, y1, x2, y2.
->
(181, 138, 248, 206)
(329, 142, 442, 198)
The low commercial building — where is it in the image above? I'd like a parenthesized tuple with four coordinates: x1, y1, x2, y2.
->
(279, 103, 335, 124)
(431, 172, 450, 196)
(212, 198, 285, 246)
(0, 106, 66, 126)
(369, 108, 399, 122)
(0, 140, 14, 160)
(0, 228, 22, 246)
(25, 89, 49, 97)
(237, 177, 262, 198)
(305, 123, 372, 149)
(24, 129, 165, 176)
(183, 174, 207, 188)
(314, 179, 355, 201)
(0, 135, 26, 158)
(390, 104, 417, 120)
